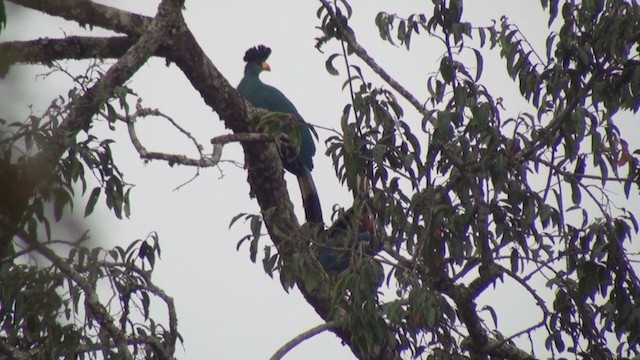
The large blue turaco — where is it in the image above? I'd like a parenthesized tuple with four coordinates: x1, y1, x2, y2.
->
(238, 45, 322, 225)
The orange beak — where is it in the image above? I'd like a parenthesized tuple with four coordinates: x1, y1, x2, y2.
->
(261, 62, 271, 71)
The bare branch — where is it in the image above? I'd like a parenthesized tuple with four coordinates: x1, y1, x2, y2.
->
(211, 133, 274, 145)
(269, 322, 335, 360)
(9, 0, 150, 36)
(126, 119, 222, 167)
(101, 105, 225, 168)
(0, 36, 156, 76)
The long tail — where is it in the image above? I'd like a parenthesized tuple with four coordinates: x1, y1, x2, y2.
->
(296, 166, 323, 224)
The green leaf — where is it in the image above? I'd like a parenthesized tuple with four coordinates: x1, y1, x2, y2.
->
(548, 0, 559, 26)
(84, 187, 101, 217)
(229, 213, 247, 229)
(510, 248, 519, 273)
(249, 237, 258, 263)
(478, 27, 486, 47)
(570, 179, 581, 205)
(440, 57, 455, 83)
(52, 188, 72, 222)
(325, 53, 341, 76)
(141, 291, 150, 320)
(250, 215, 262, 240)
(483, 305, 498, 327)
(473, 49, 483, 81)
(123, 187, 131, 218)
(397, 19, 406, 43)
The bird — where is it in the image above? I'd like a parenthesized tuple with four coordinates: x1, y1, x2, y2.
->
(317, 143, 382, 273)
(318, 206, 378, 272)
(238, 45, 323, 224)
(238, 46, 379, 274)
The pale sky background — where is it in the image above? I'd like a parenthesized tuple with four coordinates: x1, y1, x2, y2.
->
(1, 1, 639, 359)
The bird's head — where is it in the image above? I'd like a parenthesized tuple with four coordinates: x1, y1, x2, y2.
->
(243, 45, 272, 75)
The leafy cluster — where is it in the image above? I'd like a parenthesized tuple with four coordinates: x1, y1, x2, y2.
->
(315, 0, 640, 358)
(0, 234, 175, 360)
(0, 62, 175, 359)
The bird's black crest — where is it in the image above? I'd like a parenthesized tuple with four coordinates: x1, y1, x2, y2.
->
(243, 45, 271, 63)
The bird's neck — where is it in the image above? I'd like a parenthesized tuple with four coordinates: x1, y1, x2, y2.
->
(243, 65, 264, 82)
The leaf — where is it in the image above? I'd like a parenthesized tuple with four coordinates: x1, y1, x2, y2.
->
(236, 235, 251, 252)
(52, 188, 72, 222)
(337, 0, 352, 18)
(84, 187, 101, 217)
(548, 0, 559, 26)
(139, 241, 155, 268)
(440, 57, 455, 83)
(325, 53, 341, 76)
(397, 20, 407, 46)
(141, 292, 150, 320)
(570, 179, 581, 205)
(250, 215, 262, 240)
(229, 213, 247, 229)
(473, 49, 483, 81)
(483, 305, 498, 327)
(510, 248, 519, 273)
(123, 187, 131, 218)
(478, 27, 486, 47)
(249, 237, 258, 263)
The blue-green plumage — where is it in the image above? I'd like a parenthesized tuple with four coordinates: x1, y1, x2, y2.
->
(238, 45, 322, 224)
(238, 46, 381, 274)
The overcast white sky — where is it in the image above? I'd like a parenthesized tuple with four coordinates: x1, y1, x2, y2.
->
(1, 1, 639, 359)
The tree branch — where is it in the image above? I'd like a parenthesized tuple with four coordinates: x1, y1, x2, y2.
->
(104, 261, 178, 353)
(517, 73, 599, 162)
(211, 133, 274, 145)
(318, 0, 429, 118)
(5, 222, 134, 359)
(102, 107, 224, 168)
(468, 337, 537, 360)
(270, 321, 335, 360)
(0, 36, 159, 76)
(9, 0, 149, 36)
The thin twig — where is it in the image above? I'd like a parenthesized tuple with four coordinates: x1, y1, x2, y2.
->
(538, 157, 633, 183)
